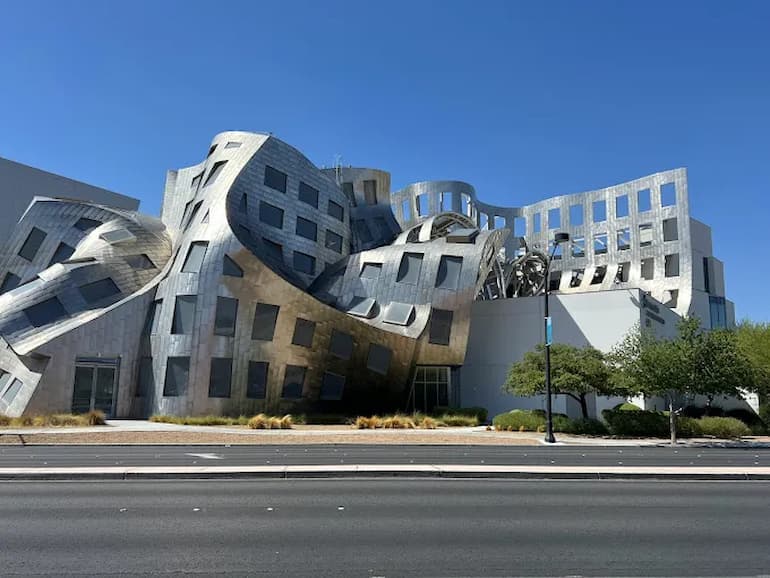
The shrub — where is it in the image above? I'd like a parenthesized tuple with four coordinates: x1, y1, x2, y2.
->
(493, 410, 546, 432)
(602, 408, 669, 437)
(614, 402, 642, 411)
(697, 417, 751, 439)
(565, 418, 608, 436)
(437, 414, 478, 427)
(381, 415, 416, 429)
(248, 414, 268, 429)
(419, 416, 438, 429)
(86, 410, 106, 426)
(279, 415, 294, 429)
(724, 409, 766, 434)
(433, 406, 488, 423)
(0, 415, 10, 426)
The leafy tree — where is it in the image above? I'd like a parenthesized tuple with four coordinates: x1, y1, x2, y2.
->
(503, 343, 616, 419)
(611, 317, 762, 443)
(735, 320, 770, 401)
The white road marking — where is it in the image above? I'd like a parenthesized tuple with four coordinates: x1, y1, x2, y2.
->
(185, 453, 223, 460)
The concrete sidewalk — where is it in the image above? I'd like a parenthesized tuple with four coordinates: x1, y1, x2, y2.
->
(2, 463, 770, 481)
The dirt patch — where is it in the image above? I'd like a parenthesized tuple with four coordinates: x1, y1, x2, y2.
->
(15, 430, 540, 446)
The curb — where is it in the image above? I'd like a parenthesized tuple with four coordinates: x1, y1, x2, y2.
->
(2, 465, 770, 481)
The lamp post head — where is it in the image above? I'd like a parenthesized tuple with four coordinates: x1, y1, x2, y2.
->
(554, 232, 570, 245)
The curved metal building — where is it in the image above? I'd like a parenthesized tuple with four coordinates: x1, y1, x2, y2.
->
(0, 131, 732, 418)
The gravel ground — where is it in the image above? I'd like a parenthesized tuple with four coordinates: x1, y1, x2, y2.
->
(0, 429, 541, 446)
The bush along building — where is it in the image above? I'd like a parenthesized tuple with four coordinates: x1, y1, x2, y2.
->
(0, 132, 734, 419)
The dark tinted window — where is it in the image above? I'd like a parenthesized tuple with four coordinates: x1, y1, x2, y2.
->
(435, 256, 463, 290)
(125, 254, 156, 270)
(429, 308, 453, 345)
(259, 201, 284, 229)
(79, 278, 121, 304)
(281, 365, 306, 398)
(366, 344, 392, 375)
(74, 217, 102, 232)
(163, 357, 189, 396)
(296, 217, 317, 241)
(137, 357, 154, 397)
(0, 273, 21, 295)
(247, 361, 268, 399)
(171, 295, 197, 334)
(24, 297, 68, 327)
(262, 238, 283, 264)
(208, 358, 233, 398)
(143, 300, 162, 335)
(397, 253, 423, 284)
(298, 182, 319, 208)
(214, 296, 238, 337)
(329, 330, 353, 360)
(18, 227, 46, 261)
(264, 165, 287, 193)
(223, 255, 244, 277)
(320, 372, 345, 400)
(291, 318, 316, 348)
(293, 251, 316, 275)
(328, 200, 344, 221)
(48, 242, 75, 267)
(204, 160, 227, 186)
(360, 263, 382, 279)
(363, 180, 377, 205)
(325, 230, 343, 253)
(252, 303, 279, 341)
(181, 241, 208, 273)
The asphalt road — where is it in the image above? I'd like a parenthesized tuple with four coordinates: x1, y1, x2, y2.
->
(1, 479, 769, 576)
(0, 444, 768, 468)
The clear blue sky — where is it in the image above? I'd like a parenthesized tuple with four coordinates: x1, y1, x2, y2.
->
(1, 0, 768, 321)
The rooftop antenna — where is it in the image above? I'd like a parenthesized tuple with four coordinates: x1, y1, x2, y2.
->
(333, 154, 343, 185)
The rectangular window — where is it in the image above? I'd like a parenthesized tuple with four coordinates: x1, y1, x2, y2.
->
(665, 254, 680, 277)
(570, 269, 584, 288)
(125, 254, 156, 270)
(615, 195, 629, 218)
(593, 232, 608, 255)
(252, 303, 279, 341)
(363, 180, 378, 205)
(78, 278, 121, 304)
(637, 188, 652, 212)
(591, 265, 607, 285)
(569, 204, 583, 226)
(461, 194, 471, 216)
(225, 141, 241, 149)
(397, 252, 423, 284)
(709, 296, 726, 329)
(214, 296, 238, 337)
(663, 218, 678, 241)
(262, 238, 283, 264)
(184, 201, 203, 231)
(171, 295, 197, 334)
(617, 227, 631, 251)
(18, 227, 47, 261)
(23, 297, 68, 327)
(615, 262, 630, 283)
(181, 241, 208, 273)
(639, 223, 653, 247)
(281, 365, 306, 399)
(366, 344, 392, 375)
(74, 217, 102, 232)
(435, 255, 463, 290)
(259, 201, 284, 229)
(661, 182, 676, 206)
(1, 378, 22, 405)
(0, 272, 21, 295)
(49, 242, 75, 267)
(293, 251, 316, 275)
(703, 257, 711, 293)
(264, 165, 287, 193)
(208, 358, 233, 398)
(203, 160, 227, 187)
(533, 213, 541, 233)
(325, 230, 343, 253)
(329, 329, 354, 360)
(493, 215, 506, 229)
(429, 308, 453, 346)
(247, 361, 269, 399)
(441, 192, 452, 211)
(291, 318, 316, 348)
(320, 372, 345, 401)
(549, 271, 561, 291)
(328, 200, 344, 222)
(571, 236, 585, 258)
(136, 357, 154, 397)
(342, 182, 356, 205)
(548, 207, 561, 229)
(401, 199, 412, 221)
(360, 262, 382, 279)
(298, 181, 319, 208)
(163, 357, 189, 396)
(592, 200, 607, 223)
(417, 194, 429, 217)
(296, 216, 317, 241)
(222, 255, 244, 277)
(641, 257, 654, 280)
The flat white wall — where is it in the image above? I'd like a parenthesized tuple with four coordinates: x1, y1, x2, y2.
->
(460, 289, 680, 419)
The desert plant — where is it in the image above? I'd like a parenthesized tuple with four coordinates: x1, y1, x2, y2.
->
(279, 414, 294, 429)
(419, 416, 438, 429)
(381, 414, 416, 429)
(437, 414, 478, 427)
(248, 414, 268, 429)
(86, 410, 106, 426)
(697, 416, 751, 439)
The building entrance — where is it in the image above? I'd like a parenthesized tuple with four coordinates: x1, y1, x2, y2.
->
(71, 358, 119, 417)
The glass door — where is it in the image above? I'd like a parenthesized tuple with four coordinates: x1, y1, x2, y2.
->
(71, 360, 119, 416)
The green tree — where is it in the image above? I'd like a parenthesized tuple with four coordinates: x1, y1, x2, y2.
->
(611, 317, 761, 443)
(735, 320, 770, 402)
(503, 343, 616, 419)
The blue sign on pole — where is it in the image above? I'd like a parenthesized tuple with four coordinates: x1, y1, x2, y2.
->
(545, 316, 553, 345)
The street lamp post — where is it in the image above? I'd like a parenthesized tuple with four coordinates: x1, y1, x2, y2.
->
(543, 232, 570, 444)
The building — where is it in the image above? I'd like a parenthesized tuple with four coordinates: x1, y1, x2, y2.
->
(0, 132, 734, 419)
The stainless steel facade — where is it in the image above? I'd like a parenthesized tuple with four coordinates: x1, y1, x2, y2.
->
(0, 132, 733, 417)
